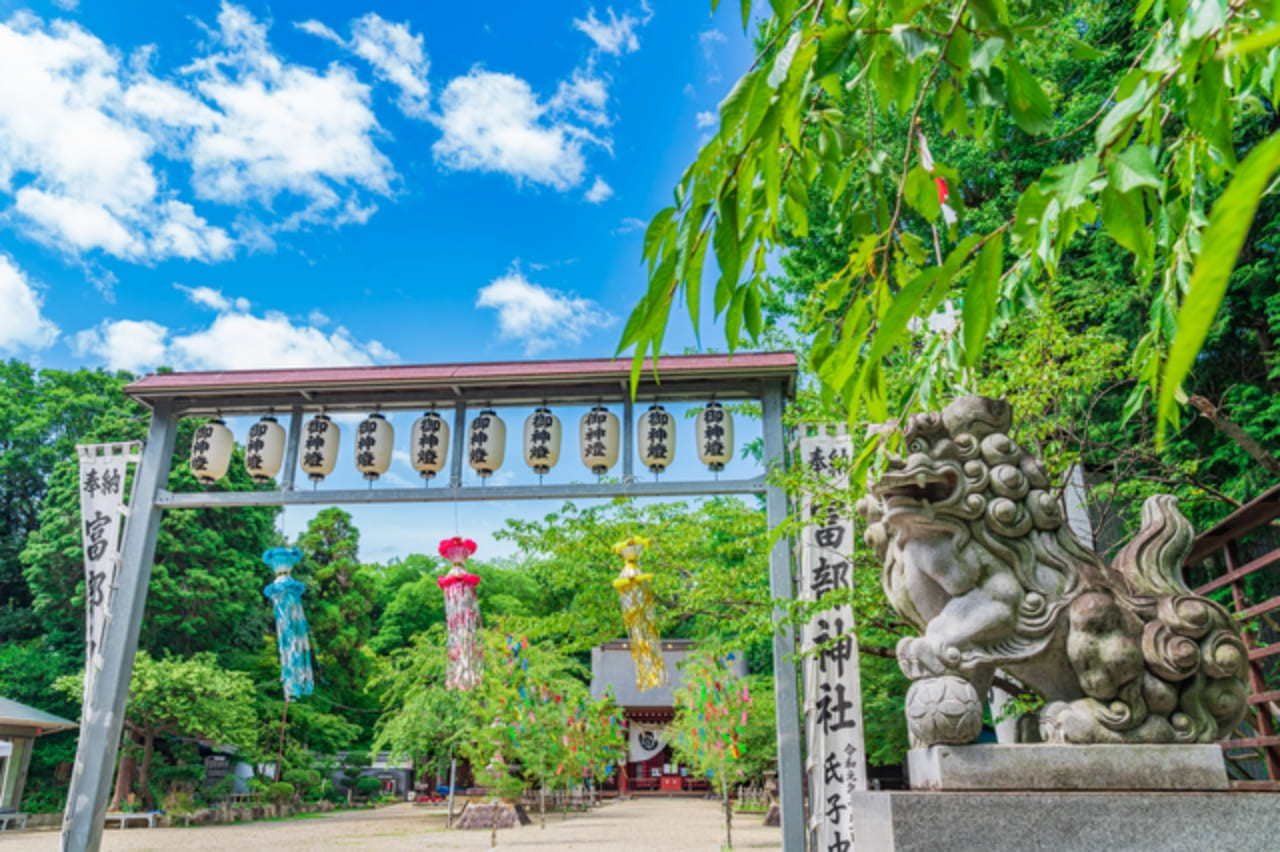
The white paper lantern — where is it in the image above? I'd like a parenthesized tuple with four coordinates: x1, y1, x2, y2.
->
(190, 418, 233, 485)
(300, 413, 340, 482)
(244, 415, 287, 483)
(410, 411, 449, 480)
(580, 407, 620, 475)
(696, 403, 734, 472)
(523, 408, 562, 475)
(638, 404, 676, 474)
(355, 413, 394, 481)
(468, 409, 506, 478)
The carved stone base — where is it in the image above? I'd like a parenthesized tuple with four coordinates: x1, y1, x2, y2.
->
(851, 791, 1279, 852)
(906, 744, 1229, 791)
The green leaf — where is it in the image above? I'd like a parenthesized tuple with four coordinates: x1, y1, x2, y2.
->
(1005, 53, 1054, 135)
(1158, 132, 1280, 444)
(962, 234, 1002, 365)
(1095, 79, 1151, 150)
(1222, 23, 1280, 57)
(1106, 146, 1161, 193)
(713, 195, 741, 313)
(768, 32, 801, 89)
(815, 24, 854, 78)
(643, 207, 676, 270)
(740, 0, 752, 32)
(719, 69, 761, 135)
(904, 166, 941, 222)
(970, 37, 1005, 73)
(744, 284, 762, 340)
(1100, 186, 1147, 256)
(862, 270, 937, 371)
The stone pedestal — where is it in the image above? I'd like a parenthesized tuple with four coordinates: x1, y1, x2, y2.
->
(851, 791, 1280, 852)
(907, 744, 1229, 791)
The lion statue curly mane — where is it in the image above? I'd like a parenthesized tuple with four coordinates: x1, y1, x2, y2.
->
(855, 395, 1248, 747)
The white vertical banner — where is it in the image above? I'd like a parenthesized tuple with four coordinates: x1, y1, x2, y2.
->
(796, 425, 865, 852)
(76, 442, 141, 698)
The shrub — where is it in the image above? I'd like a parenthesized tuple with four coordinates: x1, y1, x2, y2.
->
(264, 782, 295, 805)
(282, 769, 322, 799)
(353, 776, 383, 799)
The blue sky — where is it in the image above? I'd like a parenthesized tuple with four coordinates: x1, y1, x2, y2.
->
(0, 1, 765, 561)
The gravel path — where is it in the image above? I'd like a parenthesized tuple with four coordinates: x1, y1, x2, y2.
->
(0, 799, 781, 851)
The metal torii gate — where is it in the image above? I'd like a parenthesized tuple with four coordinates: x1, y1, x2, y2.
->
(62, 352, 804, 851)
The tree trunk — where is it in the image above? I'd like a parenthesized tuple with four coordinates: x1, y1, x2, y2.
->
(1189, 395, 1280, 477)
(137, 732, 155, 810)
(108, 735, 137, 811)
(539, 785, 546, 829)
(490, 797, 498, 848)
(721, 761, 732, 851)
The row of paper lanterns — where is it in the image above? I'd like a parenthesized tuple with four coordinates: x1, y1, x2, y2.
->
(188, 403, 735, 486)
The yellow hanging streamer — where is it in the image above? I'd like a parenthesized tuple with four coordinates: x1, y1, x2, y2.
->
(612, 536, 667, 691)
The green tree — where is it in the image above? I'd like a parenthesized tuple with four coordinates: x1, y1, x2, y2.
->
(57, 651, 256, 810)
(621, 0, 1280, 447)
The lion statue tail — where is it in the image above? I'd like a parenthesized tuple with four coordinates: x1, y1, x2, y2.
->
(1111, 494, 1195, 597)
(1107, 494, 1249, 742)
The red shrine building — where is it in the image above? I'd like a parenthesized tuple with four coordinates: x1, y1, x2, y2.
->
(590, 639, 748, 794)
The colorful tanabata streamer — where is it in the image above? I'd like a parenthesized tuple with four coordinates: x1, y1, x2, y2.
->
(262, 547, 315, 700)
(612, 536, 667, 691)
(438, 536, 482, 691)
(680, 654, 751, 774)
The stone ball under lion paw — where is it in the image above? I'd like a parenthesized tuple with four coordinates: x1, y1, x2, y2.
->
(905, 675, 984, 746)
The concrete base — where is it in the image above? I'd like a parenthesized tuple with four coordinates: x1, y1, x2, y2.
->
(851, 791, 1280, 852)
(907, 744, 1229, 791)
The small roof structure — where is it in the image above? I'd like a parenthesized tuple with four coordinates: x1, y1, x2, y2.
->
(123, 352, 799, 416)
(0, 697, 77, 736)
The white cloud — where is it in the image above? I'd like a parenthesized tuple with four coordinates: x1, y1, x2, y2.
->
(52, 0, 79, 10)
(0, 255, 60, 354)
(169, 311, 396, 370)
(573, 5, 651, 56)
(0, 4, 397, 266)
(476, 267, 613, 354)
(73, 297, 397, 373)
(612, 216, 646, 235)
(73, 318, 168, 373)
(699, 29, 727, 84)
(175, 283, 249, 312)
(433, 69, 601, 190)
(0, 12, 232, 262)
(297, 13, 430, 119)
(584, 176, 613, 203)
(695, 110, 716, 129)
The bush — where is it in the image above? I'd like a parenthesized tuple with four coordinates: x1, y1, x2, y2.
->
(264, 782, 295, 805)
(353, 776, 383, 799)
(281, 768, 322, 799)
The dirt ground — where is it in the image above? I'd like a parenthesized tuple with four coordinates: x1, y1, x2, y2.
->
(0, 798, 782, 851)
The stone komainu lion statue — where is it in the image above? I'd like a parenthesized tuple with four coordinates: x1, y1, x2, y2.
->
(855, 395, 1249, 748)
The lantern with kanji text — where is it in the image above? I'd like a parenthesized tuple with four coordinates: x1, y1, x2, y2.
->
(299, 413, 339, 482)
(468, 409, 506, 478)
(410, 411, 449, 480)
(190, 418, 233, 485)
(638, 404, 675, 474)
(244, 415, 286, 483)
(696, 403, 734, 472)
(579, 406, 619, 475)
(523, 408, 561, 475)
(354, 413, 393, 481)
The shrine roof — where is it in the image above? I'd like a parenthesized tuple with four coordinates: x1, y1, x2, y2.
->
(124, 351, 798, 415)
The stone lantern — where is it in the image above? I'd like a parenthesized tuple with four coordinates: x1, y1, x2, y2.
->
(410, 411, 449, 481)
(696, 402, 734, 472)
(638, 404, 675, 474)
(579, 406, 620, 475)
(468, 409, 506, 478)
(354, 413, 393, 481)
(299, 413, 339, 482)
(523, 408, 561, 476)
(190, 418, 233, 485)
(244, 415, 286, 483)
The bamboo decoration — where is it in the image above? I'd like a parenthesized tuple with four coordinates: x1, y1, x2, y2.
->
(612, 536, 667, 691)
(438, 536, 483, 691)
